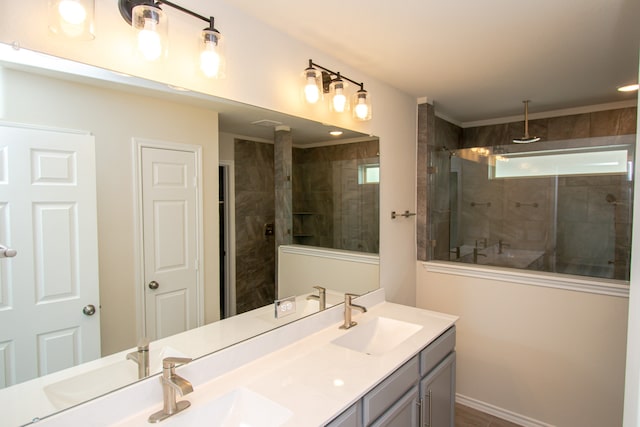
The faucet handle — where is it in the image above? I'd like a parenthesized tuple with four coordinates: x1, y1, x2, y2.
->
(162, 357, 192, 369)
(312, 285, 326, 293)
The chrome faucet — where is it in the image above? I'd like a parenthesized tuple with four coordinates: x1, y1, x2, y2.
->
(449, 246, 460, 259)
(306, 285, 327, 310)
(475, 237, 488, 249)
(126, 337, 150, 379)
(473, 247, 486, 264)
(148, 357, 193, 423)
(498, 239, 510, 254)
(340, 293, 367, 329)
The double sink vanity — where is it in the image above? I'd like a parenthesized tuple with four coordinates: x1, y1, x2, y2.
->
(19, 289, 457, 426)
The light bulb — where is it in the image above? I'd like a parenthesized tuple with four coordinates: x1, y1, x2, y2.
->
(304, 76, 320, 103)
(138, 18, 162, 61)
(332, 84, 347, 113)
(200, 45, 221, 77)
(58, 0, 86, 25)
(352, 90, 371, 121)
(355, 102, 369, 120)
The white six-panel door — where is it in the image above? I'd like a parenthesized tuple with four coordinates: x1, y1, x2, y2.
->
(140, 145, 200, 341)
(0, 123, 100, 388)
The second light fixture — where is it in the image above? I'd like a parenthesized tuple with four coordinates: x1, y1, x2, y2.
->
(303, 60, 372, 121)
(118, 0, 225, 78)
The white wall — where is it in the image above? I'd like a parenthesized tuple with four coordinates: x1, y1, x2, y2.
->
(417, 264, 629, 426)
(278, 246, 379, 298)
(0, 0, 418, 305)
(623, 64, 640, 427)
(0, 67, 220, 355)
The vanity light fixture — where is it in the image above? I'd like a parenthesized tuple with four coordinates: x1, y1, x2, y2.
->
(303, 59, 372, 121)
(48, 0, 95, 40)
(118, 0, 225, 78)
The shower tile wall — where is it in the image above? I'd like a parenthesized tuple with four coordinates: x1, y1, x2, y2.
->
(234, 139, 275, 314)
(422, 106, 636, 279)
(293, 139, 379, 254)
(459, 107, 636, 278)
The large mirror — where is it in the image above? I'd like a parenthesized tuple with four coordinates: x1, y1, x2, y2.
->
(0, 45, 379, 426)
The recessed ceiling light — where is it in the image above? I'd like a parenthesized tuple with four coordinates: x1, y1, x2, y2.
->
(617, 84, 639, 92)
(329, 130, 343, 136)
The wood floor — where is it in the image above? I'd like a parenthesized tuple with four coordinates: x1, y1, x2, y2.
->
(455, 403, 523, 427)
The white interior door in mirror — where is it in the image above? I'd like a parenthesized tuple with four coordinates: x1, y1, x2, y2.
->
(141, 146, 200, 341)
(0, 123, 100, 388)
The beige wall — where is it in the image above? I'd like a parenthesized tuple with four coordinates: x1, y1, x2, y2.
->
(278, 247, 379, 298)
(1, 67, 220, 355)
(417, 263, 629, 426)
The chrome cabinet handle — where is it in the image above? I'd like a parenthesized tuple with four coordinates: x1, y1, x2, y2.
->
(426, 389, 432, 427)
(83, 304, 96, 316)
(148, 281, 159, 290)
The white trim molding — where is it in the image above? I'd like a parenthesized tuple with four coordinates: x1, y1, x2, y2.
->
(422, 261, 629, 298)
(279, 244, 380, 265)
(457, 394, 554, 427)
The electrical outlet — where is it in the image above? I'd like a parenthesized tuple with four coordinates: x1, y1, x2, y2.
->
(274, 296, 296, 319)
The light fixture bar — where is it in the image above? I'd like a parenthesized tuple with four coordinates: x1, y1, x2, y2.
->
(308, 59, 365, 91)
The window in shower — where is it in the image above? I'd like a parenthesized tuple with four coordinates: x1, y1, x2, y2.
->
(433, 134, 635, 281)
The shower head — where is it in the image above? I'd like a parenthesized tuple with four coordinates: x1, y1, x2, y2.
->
(513, 100, 541, 144)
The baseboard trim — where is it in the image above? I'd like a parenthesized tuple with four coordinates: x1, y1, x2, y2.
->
(456, 394, 555, 427)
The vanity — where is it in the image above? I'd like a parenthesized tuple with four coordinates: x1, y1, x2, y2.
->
(25, 289, 457, 427)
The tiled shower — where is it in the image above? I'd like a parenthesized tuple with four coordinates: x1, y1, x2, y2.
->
(420, 105, 637, 281)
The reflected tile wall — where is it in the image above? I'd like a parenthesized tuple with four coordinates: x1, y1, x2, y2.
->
(234, 139, 275, 314)
(293, 139, 379, 253)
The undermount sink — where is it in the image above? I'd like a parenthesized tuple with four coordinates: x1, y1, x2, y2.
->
(44, 346, 187, 409)
(331, 316, 423, 355)
(159, 388, 293, 426)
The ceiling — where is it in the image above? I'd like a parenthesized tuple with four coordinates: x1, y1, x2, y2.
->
(223, 0, 640, 124)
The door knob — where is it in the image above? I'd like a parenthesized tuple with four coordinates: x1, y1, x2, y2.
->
(0, 244, 17, 258)
(83, 304, 96, 316)
(148, 281, 159, 290)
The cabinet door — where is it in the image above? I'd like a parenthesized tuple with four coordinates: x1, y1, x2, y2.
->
(420, 352, 456, 427)
(370, 387, 419, 427)
(326, 401, 362, 427)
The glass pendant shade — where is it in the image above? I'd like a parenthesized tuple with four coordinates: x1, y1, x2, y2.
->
(200, 29, 225, 78)
(48, 0, 95, 40)
(352, 89, 372, 121)
(302, 67, 322, 104)
(330, 78, 348, 113)
(132, 4, 167, 61)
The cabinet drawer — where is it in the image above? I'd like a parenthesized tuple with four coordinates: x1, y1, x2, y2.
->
(420, 326, 455, 376)
(363, 355, 419, 425)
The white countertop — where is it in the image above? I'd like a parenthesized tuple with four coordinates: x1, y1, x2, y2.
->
(3, 291, 345, 427)
(27, 290, 457, 426)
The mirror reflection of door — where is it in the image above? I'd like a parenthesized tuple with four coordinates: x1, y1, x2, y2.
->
(139, 144, 202, 341)
(0, 123, 101, 387)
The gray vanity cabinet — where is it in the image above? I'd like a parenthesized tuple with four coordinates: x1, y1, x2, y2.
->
(325, 326, 456, 427)
(419, 351, 456, 427)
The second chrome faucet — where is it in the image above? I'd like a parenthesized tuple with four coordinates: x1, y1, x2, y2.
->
(148, 357, 193, 423)
(340, 293, 367, 329)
